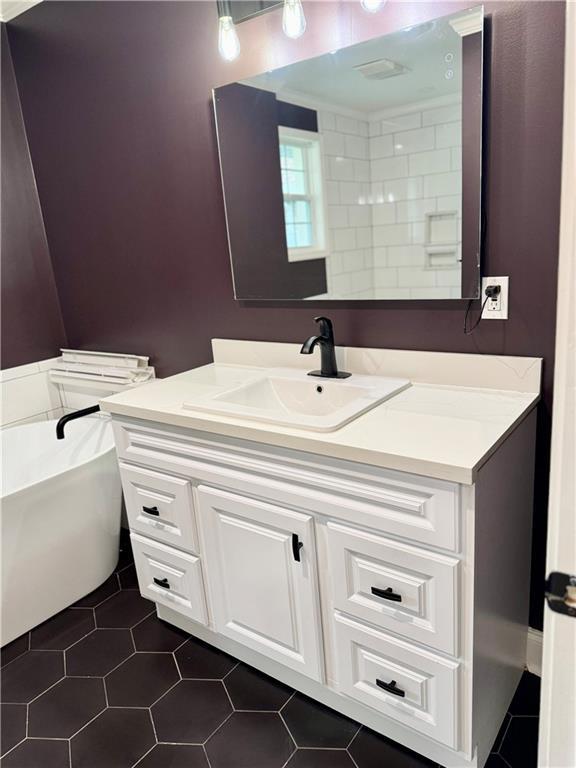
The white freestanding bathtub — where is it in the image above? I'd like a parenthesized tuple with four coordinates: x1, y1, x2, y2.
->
(1, 416, 122, 646)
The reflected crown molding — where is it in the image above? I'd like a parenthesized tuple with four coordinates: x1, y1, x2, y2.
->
(449, 8, 483, 37)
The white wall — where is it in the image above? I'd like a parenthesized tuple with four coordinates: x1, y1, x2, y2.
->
(0, 359, 64, 429)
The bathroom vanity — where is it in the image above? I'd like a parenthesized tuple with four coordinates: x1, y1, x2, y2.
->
(101, 340, 541, 768)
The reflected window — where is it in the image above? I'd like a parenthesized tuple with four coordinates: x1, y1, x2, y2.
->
(279, 127, 328, 262)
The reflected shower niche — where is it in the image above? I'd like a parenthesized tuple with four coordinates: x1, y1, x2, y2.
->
(214, 6, 484, 301)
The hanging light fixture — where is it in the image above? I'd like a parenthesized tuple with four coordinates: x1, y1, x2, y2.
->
(361, 0, 385, 12)
(283, 0, 306, 39)
(217, 0, 240, 61)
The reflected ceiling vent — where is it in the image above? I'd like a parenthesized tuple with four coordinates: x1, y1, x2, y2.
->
(354, 58, 409, 80)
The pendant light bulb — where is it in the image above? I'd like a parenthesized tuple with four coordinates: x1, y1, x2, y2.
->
(218, 14, 240, 61)
(361, 0, 384, 12)
(283, 0, 306, 39)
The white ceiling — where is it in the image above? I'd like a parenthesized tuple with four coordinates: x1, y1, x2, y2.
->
(247, 8, 481, 115)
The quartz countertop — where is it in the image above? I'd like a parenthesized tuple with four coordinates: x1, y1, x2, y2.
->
(100, 360, 540, 484)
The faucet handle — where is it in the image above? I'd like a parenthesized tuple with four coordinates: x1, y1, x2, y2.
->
(313, 316, 334, 339)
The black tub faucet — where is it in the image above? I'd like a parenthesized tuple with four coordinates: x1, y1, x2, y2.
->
(300, 317, 351, 379)
(56, 405, 101, 439)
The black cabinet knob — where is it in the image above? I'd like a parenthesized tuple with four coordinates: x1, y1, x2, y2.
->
(143, 506, 160, 516)
(371, 586, 402, 602)
(153, 577, 170, 589)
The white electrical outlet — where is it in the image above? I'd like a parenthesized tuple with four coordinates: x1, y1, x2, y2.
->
(481, 276, 509, 320)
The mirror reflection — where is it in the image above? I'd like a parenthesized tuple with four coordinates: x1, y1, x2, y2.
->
(214, 6, 483, 300)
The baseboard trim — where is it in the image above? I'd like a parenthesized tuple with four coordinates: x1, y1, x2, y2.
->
(527, 626, 543, 677)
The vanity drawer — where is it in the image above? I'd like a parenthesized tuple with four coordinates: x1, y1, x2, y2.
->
(334, 612, 460, 749)
(120, 463, 199, 554)
(131, 533, 208, 625)
(327, 522, 459, 655)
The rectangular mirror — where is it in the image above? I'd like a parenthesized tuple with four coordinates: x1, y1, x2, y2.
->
(214, 6, 483, 300)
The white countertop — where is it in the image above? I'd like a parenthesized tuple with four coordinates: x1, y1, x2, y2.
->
(101, 360, 540, 485)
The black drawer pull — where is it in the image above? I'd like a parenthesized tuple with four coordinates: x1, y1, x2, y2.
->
(153, 577, 170, 589)
(292, 533, 304, 562)
(376, 679, 405, 697)
(143, 506, 160, 516)
(371, 586, 402, 602)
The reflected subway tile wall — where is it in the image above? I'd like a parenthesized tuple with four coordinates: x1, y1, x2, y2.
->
(320, 99, 462, 299)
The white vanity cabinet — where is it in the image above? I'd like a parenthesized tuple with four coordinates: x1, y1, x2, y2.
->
(111, 410, 536, 768)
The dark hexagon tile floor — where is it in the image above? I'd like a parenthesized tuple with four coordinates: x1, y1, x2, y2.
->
(28, 677, 106, 738)
(282, 693, 359, 748)
(131, 615, 188, 653)
(30, 607, 95, 651)
(151, 680, 233, 743)
(0, 532, 542, 768)
(134, 744, 209, 767)
(105, 652, 179, 707)
(206, 712, 294, 768)
(224, 663, 293, 711)
(65, 628, 134, 677)
(0, 704, 26, 756)
(286, 749, 358, 768)
(174, 636, 237, 679)
(1, 738, 70, 768)
(0, 650, 64, 703)
(71, 707, 155, 768)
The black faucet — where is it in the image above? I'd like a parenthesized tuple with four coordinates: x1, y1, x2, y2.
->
(56, 405, 101, 439)
(300, 317, 351, 379)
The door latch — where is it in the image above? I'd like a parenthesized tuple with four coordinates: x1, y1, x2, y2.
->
(545, 572, 576, 617)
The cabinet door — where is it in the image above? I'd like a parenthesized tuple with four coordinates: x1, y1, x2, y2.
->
(198, 485, 324, 681)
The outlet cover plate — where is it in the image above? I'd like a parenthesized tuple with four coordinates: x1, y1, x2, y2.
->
(482, 276, 509, 320)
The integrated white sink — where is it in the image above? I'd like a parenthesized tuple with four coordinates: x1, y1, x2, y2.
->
(183, 368, 410, 432)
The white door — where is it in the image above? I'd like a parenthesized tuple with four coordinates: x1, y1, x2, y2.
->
(198, 485, 324, 681)
(538, 5, 576, 765)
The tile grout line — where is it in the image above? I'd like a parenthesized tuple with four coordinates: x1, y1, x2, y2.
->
(278, 710, 299, 751)
(495, 714, 513, 756)
(13, 674, 67, 708)
(146, 705, 160, 747)
(346, 724, 362, 749)
(221, 661, 239, 680)
(0, 736, 28, 762)
(156, 740, 205, 746)
(221, 678, 236, 711)
(347, 748, 361, 768)
(201, 710, 235, 746)
(102, 651, 137, 680)
(202, 743, 214, 768)
(280, 745, 297, 768)
(279, 690, 296, 713)
(147, 679, 182, 710)
(131, 742, 157, 768)
(65, 705, 109, 742)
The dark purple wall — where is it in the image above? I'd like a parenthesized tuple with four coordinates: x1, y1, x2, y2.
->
(214, 83, 326, 298)
(0, 24, 66, 368)
(6, 1, 564, 629)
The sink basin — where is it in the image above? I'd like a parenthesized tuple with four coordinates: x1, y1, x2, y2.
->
(183, 368, 410, 432)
